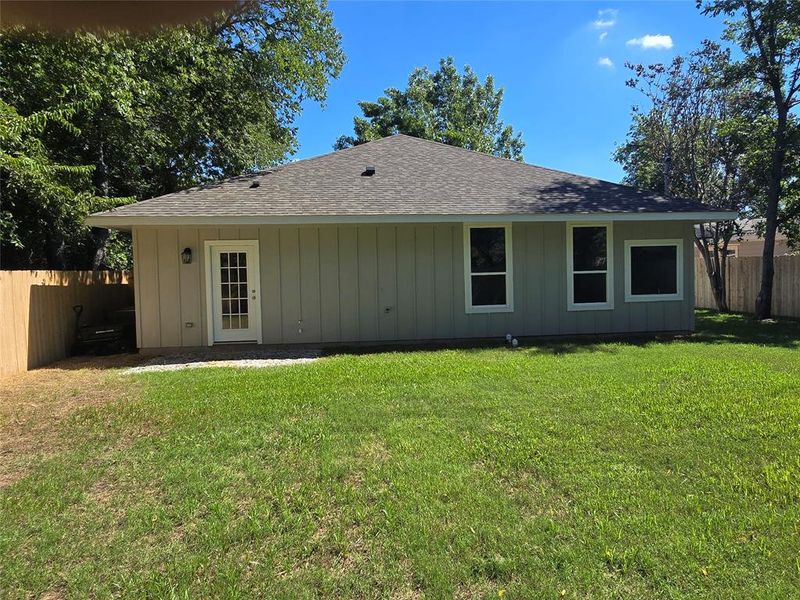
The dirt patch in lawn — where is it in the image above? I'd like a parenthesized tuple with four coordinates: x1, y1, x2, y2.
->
(0, 354, 144, 488)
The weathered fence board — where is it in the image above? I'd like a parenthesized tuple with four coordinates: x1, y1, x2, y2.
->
(695, 256, 800, 318)
(0, 271, 133, 376)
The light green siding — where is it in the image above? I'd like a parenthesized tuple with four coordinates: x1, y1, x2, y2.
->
(132, 221, 696, 348)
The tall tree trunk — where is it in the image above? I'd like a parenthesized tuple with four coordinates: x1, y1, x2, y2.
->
(719, 233, 730, 312)
(90, 228, 110, 270)
(754, 110, 786, 320)
(92, 139, 110, 270)
(755, 202, 778, 319)
(46, 233, 67, 270)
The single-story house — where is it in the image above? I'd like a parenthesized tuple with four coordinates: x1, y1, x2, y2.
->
(88, 134, 736, 350)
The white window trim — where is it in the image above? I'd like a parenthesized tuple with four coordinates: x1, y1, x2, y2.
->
(566, 222, 614, 311)
(624, 239, 684, 302)
(463, 223, 514, 314)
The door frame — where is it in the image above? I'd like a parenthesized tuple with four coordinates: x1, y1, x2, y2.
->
(204, 239, 263, 346)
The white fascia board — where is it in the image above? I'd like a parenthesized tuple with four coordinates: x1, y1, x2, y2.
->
(86, 210, 739, 229)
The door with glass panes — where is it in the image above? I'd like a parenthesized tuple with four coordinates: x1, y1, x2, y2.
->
(207, 241, 261, 343)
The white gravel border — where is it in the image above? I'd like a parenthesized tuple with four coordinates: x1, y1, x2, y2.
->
(124, 352, 320, 374)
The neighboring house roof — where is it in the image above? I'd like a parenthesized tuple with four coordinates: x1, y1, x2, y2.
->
(88, 134, 736, 227)
(736, 218, 788, 241)
(695, 218, 788, 242)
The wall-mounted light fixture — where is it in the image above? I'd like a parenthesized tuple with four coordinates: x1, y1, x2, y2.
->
(181, 247, 192, 264)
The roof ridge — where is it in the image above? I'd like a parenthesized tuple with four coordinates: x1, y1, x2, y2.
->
(394, 133, 639, 190)
(90, 132, 729, 222)
(394, 134, 702, 203)
(269, 134, 400, 173)
(136, 134, 679, 207)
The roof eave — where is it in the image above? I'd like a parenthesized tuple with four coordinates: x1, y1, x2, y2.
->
(86, 210, 739, 229)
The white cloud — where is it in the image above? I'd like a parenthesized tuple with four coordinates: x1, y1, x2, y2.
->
(593, 9, 618, 29)
(597, 57, 615, 68)
(626, 34, 674, 50)
(599, 31, 608, 42)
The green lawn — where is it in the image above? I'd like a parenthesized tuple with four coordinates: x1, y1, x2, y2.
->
(2, 311, 799, 598)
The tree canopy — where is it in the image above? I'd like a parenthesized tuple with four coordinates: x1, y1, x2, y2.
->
(0, 0, 344, 269)
(335, 57, 525, 160)
(0, 100, 134, 268)
(616, 42, 763, 311)
(616, 43, 756, 204)
(699, 0, 800, 318)
(619, 1, 800, 316)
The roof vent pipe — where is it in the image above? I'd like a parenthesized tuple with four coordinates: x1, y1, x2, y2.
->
(362, 165, 376, 177)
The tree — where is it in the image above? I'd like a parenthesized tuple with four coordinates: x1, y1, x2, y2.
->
(0, 100, 132, 268)
(616, 42, 754, 311)
(700, 0, 800, 319)
(0, 0, 344, 269)
(335, 57, 525, 160)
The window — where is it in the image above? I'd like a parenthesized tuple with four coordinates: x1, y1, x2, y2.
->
(567, 223, 614, 310)
(464, 224, 513, 313)
(625, 239, 684, 302)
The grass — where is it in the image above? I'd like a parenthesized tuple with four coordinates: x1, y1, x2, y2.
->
(1, 310, 799, 598)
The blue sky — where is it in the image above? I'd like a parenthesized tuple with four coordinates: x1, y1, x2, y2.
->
(293, 1, 727, 183)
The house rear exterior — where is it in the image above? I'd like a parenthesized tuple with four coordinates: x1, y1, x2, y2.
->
(88, 135, 736, 349)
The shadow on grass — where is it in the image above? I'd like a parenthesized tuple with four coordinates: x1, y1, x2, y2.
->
(41, 310, 799, 372)
(513, 310, 800, 355)
(689, 309, 800, 349)
(330, 310, 800, 358)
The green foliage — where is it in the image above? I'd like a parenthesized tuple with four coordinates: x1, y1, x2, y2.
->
(701, 0, 800, 97)
(98, 231, 133, 271)
(735, 114, 800, 246)
(700, 0, 800, 239)
(1, 312, 800, 596)
(0, 100, 133, 268)
(335, 57, 525, 160)
(616, 43, 754, 209)
(615, 43, 760, 310)
(0, 0, 344, 268)
(617, 19, 800, 276)
(699, 0, 800, 314)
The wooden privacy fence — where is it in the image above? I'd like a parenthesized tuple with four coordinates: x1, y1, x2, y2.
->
(0, 271, 133, 376)
(695, 256, 800, 318)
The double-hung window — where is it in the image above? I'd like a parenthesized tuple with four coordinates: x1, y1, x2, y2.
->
(625, 239, 683, 302)
(567, 223, 613, 310)
(464, 224, 513, 313)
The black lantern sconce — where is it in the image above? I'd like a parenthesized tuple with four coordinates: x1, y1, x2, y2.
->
(181, 247, 192, 264)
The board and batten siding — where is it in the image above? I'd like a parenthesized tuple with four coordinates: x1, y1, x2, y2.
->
(131, 220, 695, 348)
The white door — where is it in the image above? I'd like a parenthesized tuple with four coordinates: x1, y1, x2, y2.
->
(207, 241, 262, 344)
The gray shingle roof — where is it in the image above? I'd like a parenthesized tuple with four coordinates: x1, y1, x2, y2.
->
(90, 134, 732, 222)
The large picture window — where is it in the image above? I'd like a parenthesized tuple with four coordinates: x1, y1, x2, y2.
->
(567, 223, 613, 310)
(625, 239, 683, 302)
(464, 224, 513, 313)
